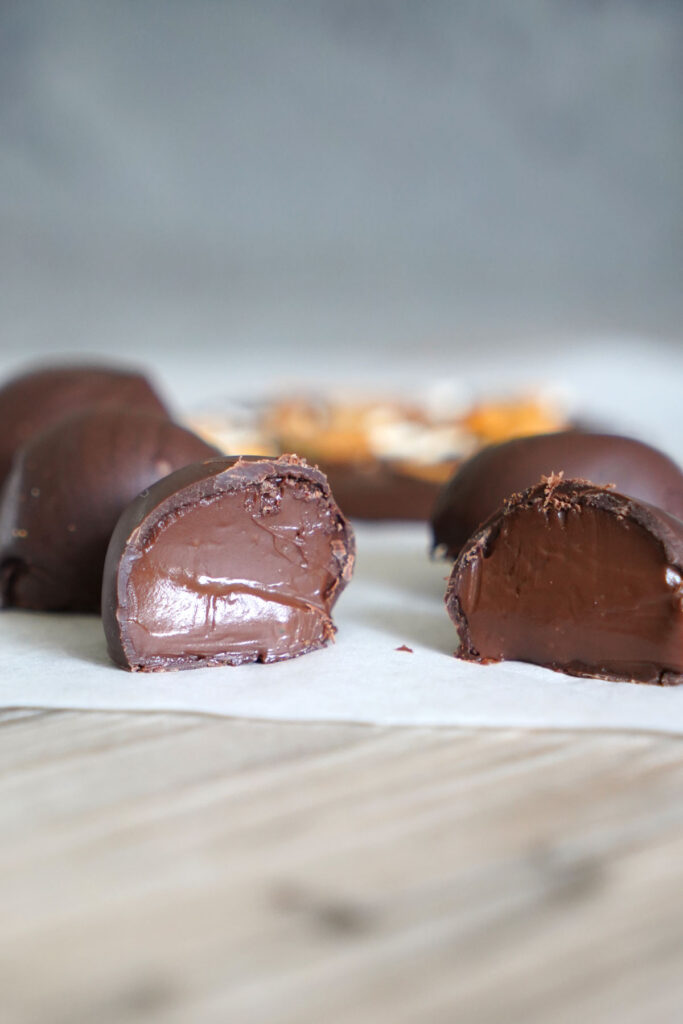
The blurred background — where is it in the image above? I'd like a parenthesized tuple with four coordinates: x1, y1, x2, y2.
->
(1, 0, 682, 432)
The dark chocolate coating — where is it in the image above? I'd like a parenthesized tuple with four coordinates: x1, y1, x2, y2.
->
(320, 459, 448, 521)
(102, 455, 355, 671)
(446, 478, 683, 684)
(0, 409, 219, 612)
(432, 432, 683, 557)
(0, 364, 169, 490)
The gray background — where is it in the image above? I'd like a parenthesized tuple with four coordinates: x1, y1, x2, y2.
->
(1, 0, 681, 400)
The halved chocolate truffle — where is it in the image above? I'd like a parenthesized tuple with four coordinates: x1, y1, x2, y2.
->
(102, 455, 355, 671)
(432, 432, 683, 558)
(446, 478, 683, 684)
(0, 364, 169, 490)
(0, 409, 219, 612)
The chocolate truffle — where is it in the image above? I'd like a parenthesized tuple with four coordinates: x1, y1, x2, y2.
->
(432, 432, 683, 557)
(0, 409, 219, 612)
(0, 364, 169, 490)
(102, 455, 355, 671)
(446, 477, 683, 684)
(319, 459, 445, 521)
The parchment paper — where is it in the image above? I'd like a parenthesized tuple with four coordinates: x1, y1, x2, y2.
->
(2, 522, 682, 734)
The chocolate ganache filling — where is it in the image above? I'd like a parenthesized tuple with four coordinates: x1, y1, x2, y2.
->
(103, 456, 355, 670)
(446, 478, 683, 684)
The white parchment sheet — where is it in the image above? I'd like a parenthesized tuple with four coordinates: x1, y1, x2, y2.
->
(2, 522, 682, 735)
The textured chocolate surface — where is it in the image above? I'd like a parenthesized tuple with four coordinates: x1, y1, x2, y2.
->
(0, 364, 169, 490)
(432, 432, 683, 557)
(102, 455, 355, 671)
(446, 478, 683, 684)
(0, 409, 219, 612)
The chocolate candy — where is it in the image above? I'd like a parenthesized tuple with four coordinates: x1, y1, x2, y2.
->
(432, 432, 683, 557)
(319, 459, 445, 521)
(0, 409, 219, 612)
(102, 455, 355, 671)
(446, 477, 683, 684)
(0, 364, 169, 490)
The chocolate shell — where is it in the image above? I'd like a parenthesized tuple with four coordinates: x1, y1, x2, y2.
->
(446, 477, 683, 684)
(432, 432, 683, 558)
(102, 455, 355, 671)
(0, 409, 219, 612)
(0, 364, 169, 490)
(319, 459, 444, 521)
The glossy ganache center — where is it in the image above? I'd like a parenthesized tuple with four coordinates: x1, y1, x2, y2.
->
(124, 483, 340, 664)
(456, 504, 683, 681)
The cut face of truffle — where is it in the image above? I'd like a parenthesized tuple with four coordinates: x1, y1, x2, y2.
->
(432, 432, 683, 558)
(446, 479, 683, 684)
(102, 456, 355, 670)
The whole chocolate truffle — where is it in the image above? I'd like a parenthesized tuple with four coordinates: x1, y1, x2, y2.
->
(102, 455, 355, 671)
(446, 477, 683, 684)
(0, 364, 169, 490)
(319, 459, 444, 521)
(0, 409, 219, 612)
(432, 432, 683, 558)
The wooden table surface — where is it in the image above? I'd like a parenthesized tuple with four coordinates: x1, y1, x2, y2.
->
(2, 709, 682, 1024)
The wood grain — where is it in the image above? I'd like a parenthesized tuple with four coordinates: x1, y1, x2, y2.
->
(1, 710, 682, 1024)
